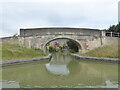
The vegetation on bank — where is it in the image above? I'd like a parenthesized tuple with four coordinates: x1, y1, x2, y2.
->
(80, 44, 118, 58)
(47, 40, 79, 53)
(48, 45, 67, 52)
(1, 43, 47, 61)
(105, 23, 120, 32)
(67, 40, 79, 53)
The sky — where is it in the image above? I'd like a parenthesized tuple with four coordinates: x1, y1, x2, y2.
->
(0, 0, 119, 37)
(118, 1, 120, 22)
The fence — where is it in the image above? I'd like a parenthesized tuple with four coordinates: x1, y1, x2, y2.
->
(106, 32, 120, 38)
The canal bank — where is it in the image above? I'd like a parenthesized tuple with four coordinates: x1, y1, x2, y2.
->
(71, 54, 119, 62)
(1, 54, 52, 65)
(1, 52, 119, 66)
(1, 43, 52, 65)
(1, 43, 48, 61)
(71, 43, 119, 62)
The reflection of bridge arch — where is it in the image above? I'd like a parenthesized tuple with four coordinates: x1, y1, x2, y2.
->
(43, 36, 83, 52)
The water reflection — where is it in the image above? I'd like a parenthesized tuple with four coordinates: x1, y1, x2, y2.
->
(46, 63, 69, 75)
(2, 52, 118, 88)
(45, 52, 71, 75)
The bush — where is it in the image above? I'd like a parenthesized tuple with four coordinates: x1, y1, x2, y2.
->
(67, 40, 79, 53)
(49, 46, 56, 52)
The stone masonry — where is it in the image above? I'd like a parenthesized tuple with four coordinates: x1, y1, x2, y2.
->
(1, 27, 118, 53)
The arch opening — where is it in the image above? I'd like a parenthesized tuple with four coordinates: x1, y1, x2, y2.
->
(44, 37, 82, 53)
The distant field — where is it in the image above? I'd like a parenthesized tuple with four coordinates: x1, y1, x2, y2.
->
(1, 43, 47, 61)
(80, 43, 118, 58)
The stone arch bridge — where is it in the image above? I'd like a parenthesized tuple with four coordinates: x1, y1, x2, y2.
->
(19, 27, 106, 53)
(2, 27, 114, 53)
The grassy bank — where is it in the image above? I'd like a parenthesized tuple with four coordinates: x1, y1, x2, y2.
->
(1, 43, 47, 61)
(80, 44, 118, 58)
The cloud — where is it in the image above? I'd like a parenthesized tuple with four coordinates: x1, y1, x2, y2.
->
(0, 0, 119, 37)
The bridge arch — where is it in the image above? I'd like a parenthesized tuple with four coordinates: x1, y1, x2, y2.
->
(43, 36, 83, 53)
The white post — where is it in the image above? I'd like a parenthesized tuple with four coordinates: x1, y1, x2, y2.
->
(110, 32, 112, 37)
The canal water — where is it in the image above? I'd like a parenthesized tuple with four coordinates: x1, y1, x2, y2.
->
(2, 52, 118, 88)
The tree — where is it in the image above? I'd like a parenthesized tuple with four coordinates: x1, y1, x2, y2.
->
(66, 40, 79, 53)
(107, 23, 119, 32)
(49, 46, 56, 52)
(13, 33, 18, 37)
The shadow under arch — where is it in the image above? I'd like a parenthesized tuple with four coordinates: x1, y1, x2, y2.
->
(43, 37, 83, 52)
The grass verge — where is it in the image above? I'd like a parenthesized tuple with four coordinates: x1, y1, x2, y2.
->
(80, 43, 118, 58)
(0, 43, 47, 61)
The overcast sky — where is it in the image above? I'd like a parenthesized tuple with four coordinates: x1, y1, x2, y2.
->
(118, 1, 120, 22)
(0, 0, 119, 37)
